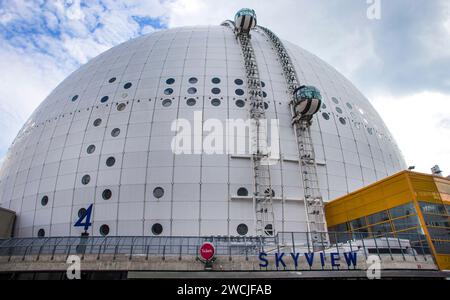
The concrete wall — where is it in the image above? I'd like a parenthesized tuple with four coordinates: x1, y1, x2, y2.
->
(0, 208, 15, 238)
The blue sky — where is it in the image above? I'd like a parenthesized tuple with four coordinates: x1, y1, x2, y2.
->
(0, 0, 449, 174)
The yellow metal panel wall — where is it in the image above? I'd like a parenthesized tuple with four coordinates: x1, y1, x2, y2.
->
(325, 172, 413, 226)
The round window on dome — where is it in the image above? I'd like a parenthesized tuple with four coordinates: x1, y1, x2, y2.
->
(93, 118, 102, 127)
(211, 98, 221, 107)
(111, 128, 121, 137)
(189, 77, 198, 84)
(152, 223, 163, 235)
(106, 157, 116, 167)
(235, 89, 245, 96)
(235, 100, 245, 108)
(87, 145, 96, 154)
(102, 189, 112, 200)
(264, 224, 274, 236)
(187, 98, 196, 106)
(166, 78, 175, 85)
(263, 91, 267, 98)
(336, 107, 343, 114)
(212, 77, 221, 84)
(109, 77, 117, 83)
(162, 99, 172, 107)
(164, 88, 174, 95)
(234, 79, 244, 85)
(124, 82, 132, 89)
(78, 208, 87, 218)
(37, 229, 45, 238)
(71, 95, 79, 102)
(237, 187, 248, 197)
(153, 187, 164, 199)
(100, 96, 109, 103)
(41, 196, 49, 207)
(261, 81, 266, 88)
(117, 103, 126, 111)
(211, 87, 221, 95)
(346, 103, 353, 110)
(332, 97, 339, 104)
(81, 175, 91, 185)
(187, 87, 197, 95)
(264, 102, 269, 110)
(339, 117, 346, 125)
(237, 224, 249, 236)
(322, 113, 330, 120)
(322, 103, 327, 109)
(99, 224, 110, 236)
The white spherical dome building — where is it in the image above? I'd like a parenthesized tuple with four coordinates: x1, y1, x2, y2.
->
(0, 17, 406, 239)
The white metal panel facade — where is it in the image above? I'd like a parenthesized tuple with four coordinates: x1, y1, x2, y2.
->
(0, 26, 406, 238)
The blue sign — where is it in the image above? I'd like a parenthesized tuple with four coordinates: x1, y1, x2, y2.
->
(259, 251, 358, 269)
(74, 204, 93, 231)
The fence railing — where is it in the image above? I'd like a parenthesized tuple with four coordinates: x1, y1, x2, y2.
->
(0, 232, 433, 262)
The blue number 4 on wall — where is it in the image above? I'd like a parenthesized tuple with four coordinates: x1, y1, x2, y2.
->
(74, 204, 93, 231)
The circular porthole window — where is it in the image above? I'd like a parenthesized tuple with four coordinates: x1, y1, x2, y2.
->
(106, 157, 116, 167)
(346, 103, 353, 110)
(117, 103, 126, 111)
(87, 145, 96, 154)
(235, 89, 245, 96)
(100, 96, 109, 103)
(261, 81, 266, 88)
(99, 224, 110, 236)
(189, 77, 198, 84)
(264, 224, 274, 236)
(339, 117, 346, 125)
(322, 103, 327, 109)
(111, 128, 121, 137)
(263, 91, 267, 98)
(124, 82, 132, 89)
(336, 107, 343, 114)
(71, 95, 79, 102)
(102, 189, 112, 200)
(153, 187, 164, 199)
(237, 224, 248, 236)
(37, 229, 45, 238)
(164, 88, 173, 95)
(109, 77, 116, 83)
(264, 102, 269, 110)
(332, 97, 339, 104)
(93, 118, 102, 127)
(211, 87, 221, 95)
(235, 100, 245, 108)
(234, 79, 244, 85)
(166, 78, 175, 85)
(162, 99, 172, 107)
(212, 77, 221, 84)
(187, 98, 196, 106)
(41, 196, 49, 207)
(152, 223, 163, 235)
(187, 87, 197, 94)
(322, 113, 330, 120)
(237, 187, 248, 197)
(211, 98, 221, 107)
(78, 208, 87, 218)
(81, 175, 91, 185)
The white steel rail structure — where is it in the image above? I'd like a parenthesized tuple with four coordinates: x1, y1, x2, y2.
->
(222, 19, 275, 237)
(257, 25, 329, 248)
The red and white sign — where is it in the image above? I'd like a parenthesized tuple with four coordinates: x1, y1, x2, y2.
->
(199, 242, 215, 261)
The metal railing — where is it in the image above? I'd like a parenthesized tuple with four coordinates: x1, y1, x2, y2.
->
(0, 232, 433, 263)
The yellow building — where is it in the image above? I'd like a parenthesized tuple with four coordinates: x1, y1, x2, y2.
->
(325, 171, 450, 271)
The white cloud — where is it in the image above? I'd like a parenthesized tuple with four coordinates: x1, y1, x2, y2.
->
(372, 91, 450, 175)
